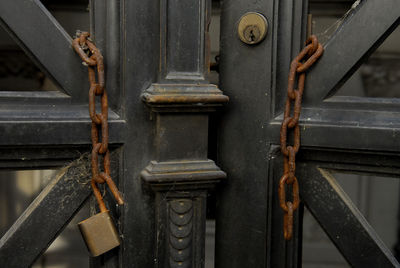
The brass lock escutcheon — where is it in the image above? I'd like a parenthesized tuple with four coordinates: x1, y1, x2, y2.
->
(238, 12, 268, 45)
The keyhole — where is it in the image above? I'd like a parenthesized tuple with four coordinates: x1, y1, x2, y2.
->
(238, 13, 268, 45)
(249, 29, 255, 41)
(243, 25, 260, 43)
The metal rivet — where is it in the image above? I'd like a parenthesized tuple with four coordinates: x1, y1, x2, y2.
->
(237, 12, 268, 45)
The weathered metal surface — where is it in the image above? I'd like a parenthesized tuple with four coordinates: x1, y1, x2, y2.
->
(1, 0, 400, 267)
(117, 0, 158, 265)
(169, 199, 194, 268)
(0, 0, 126, 267)
(216, 0, 276, 266)
(142, 84, 229, 111)
(141, 160, 226, 190)
(217, 0, 400, 267)
(140, 0, 227, 267)
(152, 191, 207, 268)
(0, 162, 92, 267)
(267, 106, 400, 152)
(268, 145, 400, 268)
(158, 0, 210, 81)
(298, 148, 400, 175)
(142, 93, 229, 105)
(0, 117, 125, 146)
(279, 35, 323, 240)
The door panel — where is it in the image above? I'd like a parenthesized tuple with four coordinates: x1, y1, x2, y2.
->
(0, 0, 123, 267)
(1, 0, 400, 267)
(217, 0, 400, 267)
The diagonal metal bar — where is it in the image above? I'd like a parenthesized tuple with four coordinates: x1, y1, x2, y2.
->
(299, 166, 400, 267)
(0, 0, 88, 101)
(303, 0, 400, 105)
(0, 157, 92, 267)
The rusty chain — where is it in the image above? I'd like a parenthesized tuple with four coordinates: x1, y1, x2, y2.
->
(72, 31, 124, 212)
(279, 35, 323, 240)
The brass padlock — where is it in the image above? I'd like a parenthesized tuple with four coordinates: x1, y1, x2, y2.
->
(79, 180, 123, 256)
(78, 210, 120, 257)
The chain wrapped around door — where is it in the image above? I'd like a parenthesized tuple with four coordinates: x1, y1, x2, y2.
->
(72, 31, 124, 256)
(279, 35, 323, 240)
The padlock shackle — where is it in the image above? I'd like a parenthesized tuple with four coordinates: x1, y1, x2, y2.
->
(91, 179, 107, 213)
(99, 172, 124, 206)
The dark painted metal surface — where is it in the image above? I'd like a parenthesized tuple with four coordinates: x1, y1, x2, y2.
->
(158, 0, 210, 82)
(267, 107, 400, 152)
(0, 118, 124, 146)
(268, 145, 400, 268)
(88, 1, 123, 267)
(218, 0, 400, 267)
(89, 0, 121, 113)
(0, 0, 123, 267)
(140, 0, 227, 266)
(1, 0, 400, 267)
(117, 0, 158, 265)
(216, 0, 275, 266)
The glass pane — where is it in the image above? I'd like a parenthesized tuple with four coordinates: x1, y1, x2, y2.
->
(0, 168, 90, 267)
(332, 172, 400, 254)
(0, 169, 58, 236)
(0, 0, 89, 92)
(310, 1, 400, 98)
(302, 171, 400, 267)
(41, 0, 90, 37)
(32, 202, 90, 268)
(303, 206, 349, 268)
(0, 41, 59, 92)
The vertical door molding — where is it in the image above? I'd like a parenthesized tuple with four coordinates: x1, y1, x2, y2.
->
(140, 0, 228, 267)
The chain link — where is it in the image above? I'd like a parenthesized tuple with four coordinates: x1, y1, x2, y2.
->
(72, 31, 124, 212)
(279, 35, 323, 240)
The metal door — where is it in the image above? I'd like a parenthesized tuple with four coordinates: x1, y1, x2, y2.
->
(216, 0, 400, 267)
(0, 0, 400, 267)
(0, 0, 226, 267)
